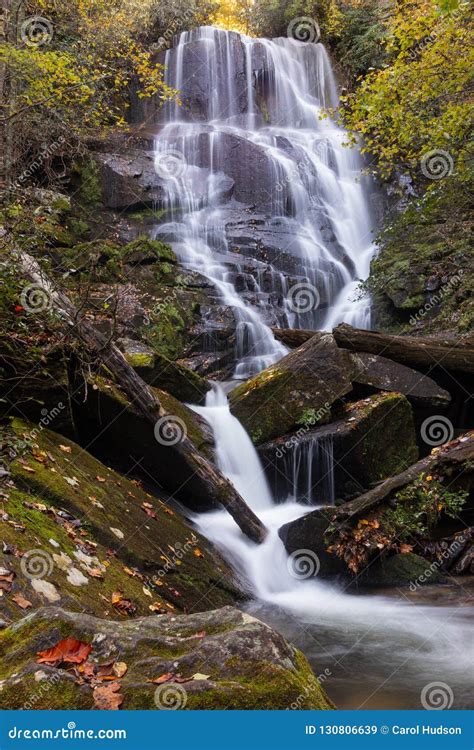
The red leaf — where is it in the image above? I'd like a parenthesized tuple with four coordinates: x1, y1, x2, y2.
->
(37, 637, 92, 665)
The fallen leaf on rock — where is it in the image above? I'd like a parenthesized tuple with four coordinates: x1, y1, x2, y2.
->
(149, 602, 166, 613)
(59, 445, 72, 454)
(399, 543, 413, 554)
(109, 528, 124, 540)
(87, 568, 104, 579)
(193, 548, 204, 558)
(96, 476, 106, 483)
(11, 592, 33, 609)
(0, 570, 14, 593)
(147, 672, 174, 685)
(37, 637, 92, 665)
(93, 682, 123, 710)
(141, 503, 157, 519)
(192, 673, 210, 681)
(113, 662, 128, 678)
(65, 476, 79, 487)
(111, 591, 137, 616)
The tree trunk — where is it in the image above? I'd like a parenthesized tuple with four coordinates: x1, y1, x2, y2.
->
(333, 323, 474, 375)
(271, 327, 316, 348)
(17, 252, 268, 544)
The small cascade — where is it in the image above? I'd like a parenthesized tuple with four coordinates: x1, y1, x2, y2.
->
(281, 434, 335, 505)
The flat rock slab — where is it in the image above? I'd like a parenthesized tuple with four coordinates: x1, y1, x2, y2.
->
(0, 607, 334, 710)
(349, 351, 451, 406)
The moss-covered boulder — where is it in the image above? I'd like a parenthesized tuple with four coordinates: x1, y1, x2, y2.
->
(4, 418, 240, 618)
(229, 333, 353, 444)
(0, 607, 334, 709)
(0, 338, 75, 438)
(259, 393, 419, 504)
(356, 552, 447, 588)
(71, 375, 217, 511)
(120, 338, 210, 404)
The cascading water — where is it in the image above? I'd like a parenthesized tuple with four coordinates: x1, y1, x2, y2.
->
(192, 387, 472, 709)
(156, 27, 471, 709)
(153, 26, 376, 378)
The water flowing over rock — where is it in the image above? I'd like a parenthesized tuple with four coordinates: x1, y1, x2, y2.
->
(149, 26, 377, 377)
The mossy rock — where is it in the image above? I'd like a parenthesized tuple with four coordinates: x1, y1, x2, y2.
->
(5, 418, 240, 615)
(229, 333, 352, 444)
(120, 338, 209, 404)
(369, 177, 473, 334)
(0, 607, 335, 709)
(356, 552, 447, 588)
(70, 374, 217, 511)
(260, 392, 419, 504)
(0, 339, 75, 438)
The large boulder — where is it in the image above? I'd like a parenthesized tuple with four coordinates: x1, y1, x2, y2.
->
(259, 393, 419, 504)
(119, 338, 210, 404)
(229, 333, 353, 444)
(94, 151, 167, 210)
(349, 351, 451, 407)
(71, 375, 217, 511)
(0, 607, 334, 709)
(4, 418, 237, 617)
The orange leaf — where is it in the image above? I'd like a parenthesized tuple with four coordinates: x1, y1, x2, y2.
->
(193, 548, 204, 558)
(11, 592, 32, 609)
(37, 637, 92, 665)
(93, 682, 123, 710)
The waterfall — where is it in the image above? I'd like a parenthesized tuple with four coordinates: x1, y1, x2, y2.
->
(280, 434, 335, 505)
(156, 27, 471, 709)
(153, 26, 376, 378)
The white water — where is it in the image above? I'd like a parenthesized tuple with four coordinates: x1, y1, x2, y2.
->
(193, 386, 472, 708)
(153, 26, 377, 377)
(156, 27, 472, 708)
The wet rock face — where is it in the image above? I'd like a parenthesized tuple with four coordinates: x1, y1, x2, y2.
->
(0, 607, 335, 710)
(259, 393, 419, 505)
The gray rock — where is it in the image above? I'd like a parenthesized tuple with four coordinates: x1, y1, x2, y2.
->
(0, 607, 334, 710)
(349, 351, 451, 406)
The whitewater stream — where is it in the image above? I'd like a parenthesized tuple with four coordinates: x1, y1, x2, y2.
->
(153, 27, 472, 709)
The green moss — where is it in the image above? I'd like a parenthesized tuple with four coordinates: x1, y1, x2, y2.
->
(369, 176, 473, 334)
(5, 417, 237, 614)
(73, 157, 102, 207)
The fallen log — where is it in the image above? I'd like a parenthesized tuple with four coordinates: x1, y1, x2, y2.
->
(333, 432, 474, 521)
(334, 323, 474, 375)
(16, 252, 268, 543)
(271, 327, 315, 348)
